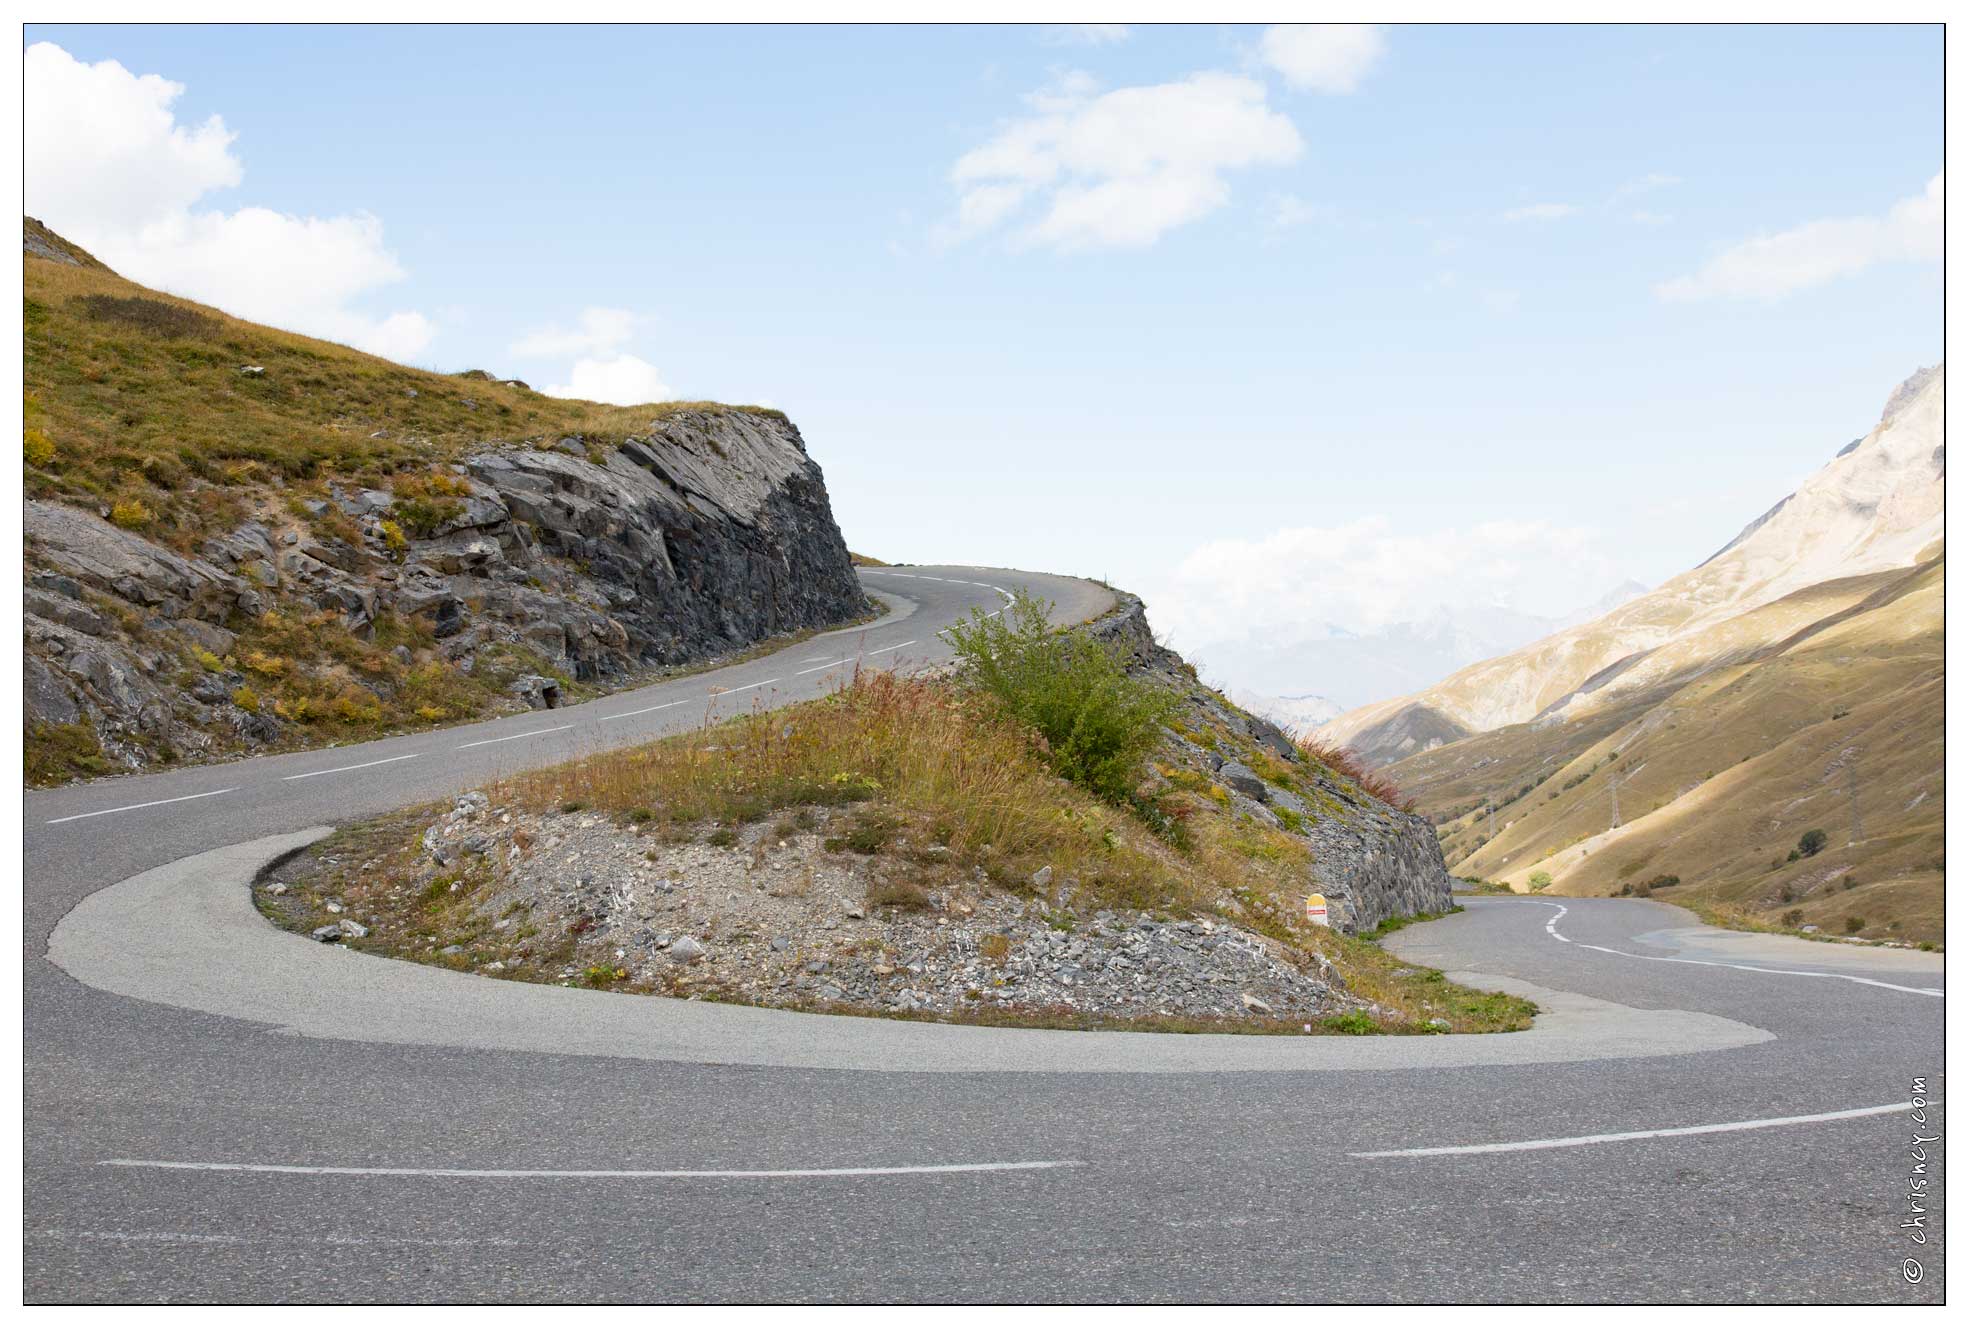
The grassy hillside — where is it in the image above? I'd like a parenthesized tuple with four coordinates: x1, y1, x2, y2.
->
(1394, 555, 1943, 944)
(24, 220, 781, 553)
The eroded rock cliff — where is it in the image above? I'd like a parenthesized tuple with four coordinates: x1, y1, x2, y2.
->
(24, 411, 867, 780)
(1085, 592, 1455, 933)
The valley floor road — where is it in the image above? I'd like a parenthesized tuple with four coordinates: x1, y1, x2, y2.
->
(24, 568, 1944, 1303)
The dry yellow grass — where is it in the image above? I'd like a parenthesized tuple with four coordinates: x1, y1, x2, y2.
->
(24, 234, 781, 552)
(467, 668, 1535, 1032)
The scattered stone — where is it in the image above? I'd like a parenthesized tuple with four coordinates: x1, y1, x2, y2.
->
(1218, 762, 1270, 803)
(1030, 865, 1054, 891)
(668, 935, 707, 963)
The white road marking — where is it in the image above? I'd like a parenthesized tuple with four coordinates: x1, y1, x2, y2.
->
(603, 699, 690, 720)
(281, 753, 421, 782)
(37, 1228, 519, 1249)
(455, 725, 574, 750)
(1352, 1101, 1918, 1158)
(709, 678, 779, 697)
(868, 640, 917, 654)
(795, 657, 857, 675)
(100, 1158, 1084, 1180)
(1539, 902, 1942, 997)
(46, 788, 238, 825)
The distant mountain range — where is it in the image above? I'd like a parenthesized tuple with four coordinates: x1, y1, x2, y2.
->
(1194, 582, 1650, 717)
(1220, 688, 1343, 737)
(1317, 364, 1943, 942)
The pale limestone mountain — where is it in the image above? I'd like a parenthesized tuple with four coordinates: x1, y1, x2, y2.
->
(1323, 365, 1944, 766)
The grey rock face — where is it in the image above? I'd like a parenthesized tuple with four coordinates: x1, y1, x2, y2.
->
(1082, 591, 1454, 935)
(24, 409, 866, 776)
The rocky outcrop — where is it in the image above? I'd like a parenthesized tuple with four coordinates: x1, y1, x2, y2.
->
(1086, 592, 1455, 933)
(24, 410, 867, 776)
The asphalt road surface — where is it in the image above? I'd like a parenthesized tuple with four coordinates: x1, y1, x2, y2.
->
(24, 568, 1945, 1303)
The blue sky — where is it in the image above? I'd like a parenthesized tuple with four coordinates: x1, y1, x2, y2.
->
(24, 23, 1943, 690)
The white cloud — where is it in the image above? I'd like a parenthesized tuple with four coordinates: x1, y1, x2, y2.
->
(1266, 193, 1336, 228)
(1258, 24, 1386, 94)
(1154, 517, 1617, 648)
(542, 354, 673, 407)
(24, 41, 433, 360)
(1656, 170, 1941, 302)
(511, 307, 640, 358)
(1500, 202, 1580, 221)
(947, 71, 1303, 250)
(1614, 171, 1681, 197)
(518, 305, 674, 404)
(1041, 24, 1130, 46)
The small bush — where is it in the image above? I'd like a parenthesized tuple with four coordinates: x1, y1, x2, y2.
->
(705, 826, 738, 848)
(1798, 828, 1829, 858)
(867, 879, 930, 910)
(109, 497, 155, 529)
(1527, 870, 1553, 891)
(1323, 1010, 1380, 1035)
(24, 428, 54, 468)
(1844, 916, 1866, 935)
(979, 933, 1012, 964)
(825, 811, 900, 854)
(1781, 908, 1805, 927)
(947, 592, 1173, 807)
(232, 685, 261, 712)
(380, 518, 409, 560)
(391, 496, 462, 538)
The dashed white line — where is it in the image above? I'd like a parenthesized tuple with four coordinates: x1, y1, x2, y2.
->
(603, 699, 690, 721)
(46, 788, 238, 825)
(1539, 902, 1942, 997)
(869, 640, 917, 654)
(709, 678, 779, 697)
(1351, 1101, 1918, 1158)
(100, 1158, 1085, 1180)
(455, 725, 575, 750)
(796, 657, 857, 675)
(281, 753, 421, 782)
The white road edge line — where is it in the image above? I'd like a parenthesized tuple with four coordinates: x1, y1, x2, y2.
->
(100, 1158, 1085, 1180)
(1539, 902, 1942, 997)
(281, 754, 421, 782)
(456, 725, 575, 750)
(46, 788, 238, 825)
(1352, 1101, 1918, 1158)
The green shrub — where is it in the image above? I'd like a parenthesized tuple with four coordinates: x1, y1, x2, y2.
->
(391, 496, 462, 538)
(24, 427, 54, 468)
(947, 592, 1173, 806)
(1781, 908, 1805, 927)
(1527, 870, 1553, 891)
(1845, 916, 1866, 934)
(1798, 828, 1829, 857)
